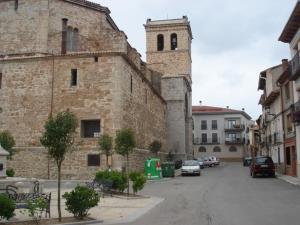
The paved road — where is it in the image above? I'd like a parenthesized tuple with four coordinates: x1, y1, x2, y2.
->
(121, 162, 300, 225)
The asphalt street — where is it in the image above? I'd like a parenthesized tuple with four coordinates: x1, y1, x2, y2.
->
(121, 162, 300, 225)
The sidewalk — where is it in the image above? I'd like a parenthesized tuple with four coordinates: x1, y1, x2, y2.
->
(277, 174, 300, 187)
(11, 188, 164, 225)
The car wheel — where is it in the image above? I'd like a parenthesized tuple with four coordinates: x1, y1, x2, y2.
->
(270, 172, 275, 178)
(198, 173, 201, 176)
(252, 172, 256, 178)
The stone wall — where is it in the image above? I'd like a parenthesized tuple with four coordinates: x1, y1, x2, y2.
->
(0, 0, 50, 55)
(115, 56, 167, 153)
(0, 0, 127, 56)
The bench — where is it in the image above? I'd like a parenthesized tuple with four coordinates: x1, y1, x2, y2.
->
(85, 178, 113, 197)
(0, 182, 51, 218)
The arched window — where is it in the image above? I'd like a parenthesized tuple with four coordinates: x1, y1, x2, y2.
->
(66, 27, 79, 52)
(67, 26, 73, 52)
(171, 33, 177, 50)
(229, 146, 237, 152)
(199, 146, 206, 152)
(73, 28, 79, 51)
(157, 34, 164, 51)
(213, 146, 221, 152)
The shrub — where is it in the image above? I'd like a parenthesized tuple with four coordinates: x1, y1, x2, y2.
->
(149, 140, 161, 156)
(174, 160, 182, 169)
(6, 168, 15, 177)
(0, 194, 15, 221)
(95, 170, 128, 192)
(21, 197, 47, 224)
(129, 171, 147, 195)
(63, 186, 99, 220)
(0, 131, 15, 158)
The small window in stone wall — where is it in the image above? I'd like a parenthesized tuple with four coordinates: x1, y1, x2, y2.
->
(87, 154, 100, 166)
(213, 146, 221, 152)
(229, 146, 237, 152)
(0, 164, 3, 171)
(199, 146, 206, 152)
(81, 119, 101, 138)
(71, 69, 77, 86)
(15, 0, 18, 10)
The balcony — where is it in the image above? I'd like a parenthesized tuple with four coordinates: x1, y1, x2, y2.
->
(225, 138, 244, 145)
(290, 51, 300, 80)
(292, 100, 300, 123)
(193, 137, 220, 145)
(224, 124, 245, 132)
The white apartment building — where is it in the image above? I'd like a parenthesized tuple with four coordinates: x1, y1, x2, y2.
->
(192, 106, 252, 161)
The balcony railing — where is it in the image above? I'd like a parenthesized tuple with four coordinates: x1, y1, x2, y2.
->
(193, 137, 220, 145)
(291, 51, 300, 80)
(224, 124, 245, 132)
(292, 100, 300, 123)
(225, 138, 244, 145)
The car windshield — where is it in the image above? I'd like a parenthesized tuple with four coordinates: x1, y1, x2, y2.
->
(197, 158, 203, 162)
(183, 161, 198, 166)
(256, 157, 273, 164)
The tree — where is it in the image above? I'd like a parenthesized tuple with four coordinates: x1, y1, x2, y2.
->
(115, 128, 136, 195)
(149, 140, 161, 157)
(98, 134, 113, 168)
(0, 131, 15, 159)
(40, 111, 77, 222)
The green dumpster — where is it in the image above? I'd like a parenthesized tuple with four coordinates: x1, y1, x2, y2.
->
(145, 158, 162, 180)
(161, 162, 175, 177)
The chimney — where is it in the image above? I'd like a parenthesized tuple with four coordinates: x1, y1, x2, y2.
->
(242, 108, 245, 111)
(61, 18, 68, 54)
(226, 106, 229, 109)
(199, 101, 202, 106)
(282, 59, 289, 71)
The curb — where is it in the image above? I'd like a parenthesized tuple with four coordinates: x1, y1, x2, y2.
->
(276, 174, 300, 187)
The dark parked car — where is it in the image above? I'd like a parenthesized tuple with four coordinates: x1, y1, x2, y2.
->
(243, 157, 252, 166)
(250, 156, 275, 178)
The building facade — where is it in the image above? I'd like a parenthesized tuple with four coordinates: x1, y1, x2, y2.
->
(192, 106, 252, 161)
(257, 63, 287, 175)
(278, 0, 300, 177)
(0, 0, 192, 179)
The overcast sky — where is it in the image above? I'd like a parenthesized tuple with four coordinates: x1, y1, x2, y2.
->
(95, 0, 296, 119)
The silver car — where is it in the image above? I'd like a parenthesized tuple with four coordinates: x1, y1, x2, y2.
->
(181, 160, 201, 176)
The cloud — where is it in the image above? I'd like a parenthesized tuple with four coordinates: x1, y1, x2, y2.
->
(95, 0, 296, 119)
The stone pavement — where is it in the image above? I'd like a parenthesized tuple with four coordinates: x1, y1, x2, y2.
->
(11, 188, 164, 225)
(276, 174, 300, 187)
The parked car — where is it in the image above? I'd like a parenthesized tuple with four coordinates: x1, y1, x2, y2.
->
(181, 160, 201, 176)
(208, 156, 220, 166)
(250, 156, 275, 178)
(196, 158, 205, 169)
(243, 157, 252, 166)
(203, 157, 214, 167)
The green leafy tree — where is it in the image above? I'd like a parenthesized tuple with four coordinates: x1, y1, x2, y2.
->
(115, 128, 136, 195)
(149, 140, 161, 157)
(40, 111, 77, 222)
(98, 134, 113, 168)
(0, 131, 15, 158)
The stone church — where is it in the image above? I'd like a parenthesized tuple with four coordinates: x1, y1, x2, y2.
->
(0, 0, 192, 179)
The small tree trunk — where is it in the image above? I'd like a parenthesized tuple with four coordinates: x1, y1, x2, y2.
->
(127, 153, 129, 196)
(106, 154, 109, 169)
(57, 162, 62, 222)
